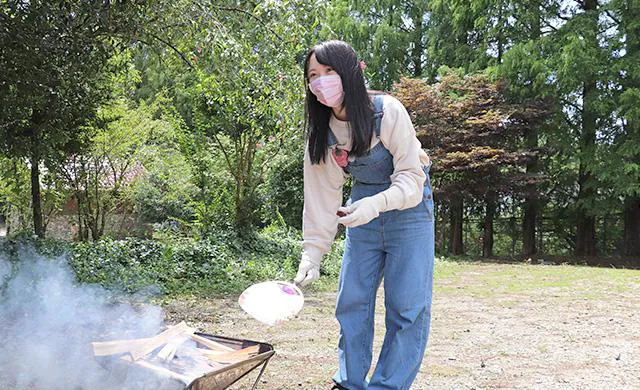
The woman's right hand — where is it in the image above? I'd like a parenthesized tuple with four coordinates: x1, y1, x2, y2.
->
(337, 192, 387, 227)
(294, 252, 320, 287)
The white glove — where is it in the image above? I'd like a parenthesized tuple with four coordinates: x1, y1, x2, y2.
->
(294, 252, 320, 287)
(337, 193, 388, 227)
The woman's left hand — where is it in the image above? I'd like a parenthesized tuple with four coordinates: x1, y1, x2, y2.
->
(337, 193, 387, 227)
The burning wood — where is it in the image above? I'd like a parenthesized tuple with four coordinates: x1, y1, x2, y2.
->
(190, 333, 235, 352)
(157, 334, 189, 362)
(91, 322, 261, 385)
(92, 321, 195, 360)
(198, 345, 260, 364)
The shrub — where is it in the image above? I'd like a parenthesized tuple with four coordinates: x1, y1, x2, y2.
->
(0, 225, 345, 296)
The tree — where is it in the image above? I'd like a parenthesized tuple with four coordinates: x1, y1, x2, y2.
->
(0, 155, 31, 234)
(542, 0, 614, 256)
(395, 71, 550, 256)
(496, 0, 623, 257)
(0, 0, 147, 237)
(426, 0, 488, 80)
(130, 0, 320, 231)
(612, 0, 640, 257)
(428, 0, 567, 256)
(323, 0, 431, 89)
(498, 0, 560, 255)
(56, 99, 169, 241)
(575, 0, 600, 256)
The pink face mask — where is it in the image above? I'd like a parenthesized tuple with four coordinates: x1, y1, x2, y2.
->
(309, 74, 344, 108)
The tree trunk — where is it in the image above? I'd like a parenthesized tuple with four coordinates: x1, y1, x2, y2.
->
(483, 192, 496, 258)
(537, 205, 544, 252)
(522, 1, 541, 256)
(76, 199, 87, 241)
(438, 202, 448, 253)
(623, 196, 640, 257)
(576, 210, 597, 255)
(0, 209, 6, 237)
(496, 2, 505, 64)
(621, 2, 640, 259)
(601, 213, 608, 253)
(99, 201, 107, 240)
(28, 111, 45, 238)
(434, 201, 444, 252)
(30, 152, 44, 238)
(522, 196, 537, 255)
(449, 196, 464, 255)
(510, 205, 517, 255)
(523, 125, 539, 256)
(86, 194, 99, 241)
(411, 8, 423, 77)
(575, 0, 598, 256)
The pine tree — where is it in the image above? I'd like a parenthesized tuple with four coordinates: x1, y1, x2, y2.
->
(323, 0, 430, 89)
(610, 0, 640, 257)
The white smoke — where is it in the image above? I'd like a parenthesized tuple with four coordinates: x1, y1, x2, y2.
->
(0, 246, 184, 390)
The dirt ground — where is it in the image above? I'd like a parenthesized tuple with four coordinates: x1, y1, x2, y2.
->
(162, 261, 640, 390)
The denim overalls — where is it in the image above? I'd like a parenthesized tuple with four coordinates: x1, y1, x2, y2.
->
(329, 95, 435, 390)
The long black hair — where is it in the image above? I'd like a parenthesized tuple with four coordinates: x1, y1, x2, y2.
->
(304, 40, 374, 164)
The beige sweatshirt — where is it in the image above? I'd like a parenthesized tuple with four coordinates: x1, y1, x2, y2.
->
(302, 94, 430, 264)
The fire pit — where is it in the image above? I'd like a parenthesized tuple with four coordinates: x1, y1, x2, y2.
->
(184, 333, 274, 390)
(92, 322, 275, 390)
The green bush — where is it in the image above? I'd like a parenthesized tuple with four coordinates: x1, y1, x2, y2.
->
(132, 173, 196, 224)
(0, 225, 345, 296)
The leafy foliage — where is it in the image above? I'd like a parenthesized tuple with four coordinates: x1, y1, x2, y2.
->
(0, 226, 344, 295)
(0, 0, 149, 237)
(395, 72, 551, 198)
(264, 147, 305, 229)
(129, 0, 317, 230)
(53, 99, 171, 240)
(322, 0, 429, 89)
(3, 0, 640, 267)
(0, 155, 31, 232)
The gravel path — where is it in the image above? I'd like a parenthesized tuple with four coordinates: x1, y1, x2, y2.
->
(162, 261, 640, 389)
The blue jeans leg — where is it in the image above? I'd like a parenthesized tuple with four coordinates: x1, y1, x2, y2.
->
(333, 221, 385, 390)
(369, 208, 435, 390)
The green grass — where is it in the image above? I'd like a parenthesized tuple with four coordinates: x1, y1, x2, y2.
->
(433, 257, 640, 300)
(433, 256, 478, 280)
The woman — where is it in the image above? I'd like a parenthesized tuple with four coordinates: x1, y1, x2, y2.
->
(293, 40, 434, 390)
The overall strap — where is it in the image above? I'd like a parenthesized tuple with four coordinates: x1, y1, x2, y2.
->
(373, 94, 385, 137)
(328, 129, 338, 147)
